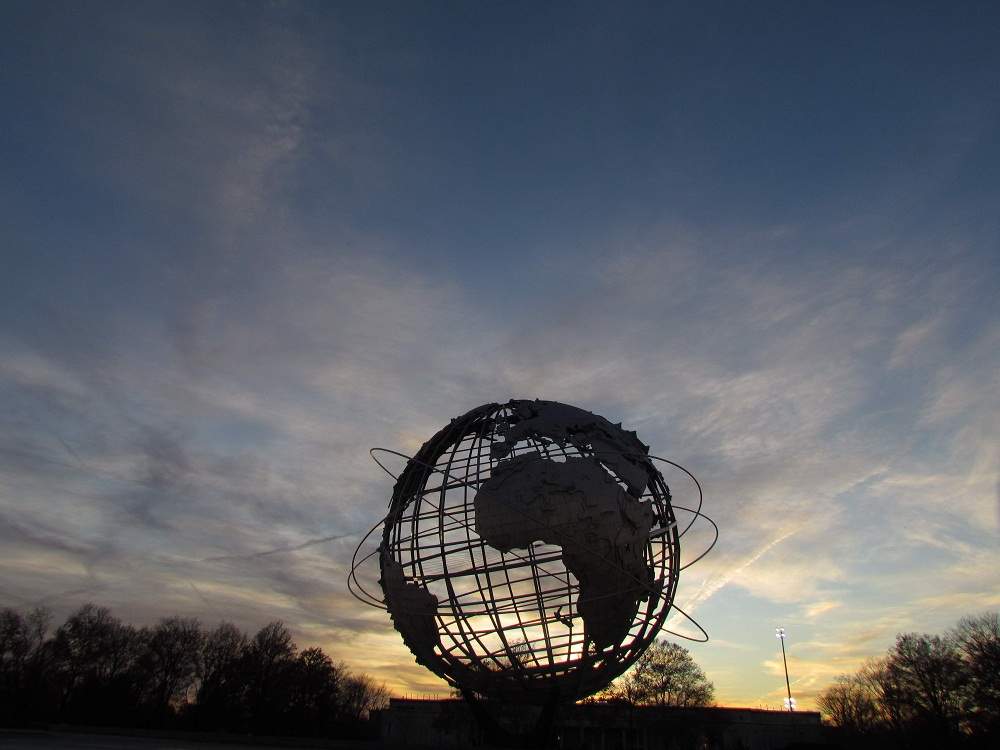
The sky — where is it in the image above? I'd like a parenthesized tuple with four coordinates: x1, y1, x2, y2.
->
(1, 1, 998, 710)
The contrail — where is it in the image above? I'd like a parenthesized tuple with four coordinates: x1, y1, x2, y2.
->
(200, 532, 352, 563)
(670, 526, 799, 626)
(32, 582, 109, 606)
(185, 581, 232, 622)
(54, 433, 84, 465)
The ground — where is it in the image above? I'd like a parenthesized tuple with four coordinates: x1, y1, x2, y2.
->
(0, 732, 374, 750)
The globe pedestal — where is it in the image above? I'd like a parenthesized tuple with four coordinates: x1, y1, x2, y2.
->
(460, 687, 561, 749)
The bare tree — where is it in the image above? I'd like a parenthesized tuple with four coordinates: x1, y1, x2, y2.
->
(0, 605, 391, 737)
(853, 657, 910, 733)
(819, 629, 979, 743)
(951, 611, 1000, 736)
(886, 632, 963, 735)
(200, 621, 247, 691)
(194, 622, 249, 730)
(1, 608, 31, 676)
(339, 671, 389, 721)
(50, 604, 148, 722)
(244, 621, 296, 732)
(487, 638, 530, 672)
(817, 673, 881, 732)
(610, 641, 714, 707)
(287, 647, 343, 734)
(142, 617, 204, 712)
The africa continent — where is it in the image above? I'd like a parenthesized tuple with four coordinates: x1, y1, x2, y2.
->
(475, 452, 655, 649)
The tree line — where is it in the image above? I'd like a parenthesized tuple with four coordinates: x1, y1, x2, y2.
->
(818, 611, 999, 748)
(0, 603, 388, 739)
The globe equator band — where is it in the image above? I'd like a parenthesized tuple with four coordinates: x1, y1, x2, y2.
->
(377, 452, 673, 598)
(349, 499, 714, 616)
(371, 445, 706, 542)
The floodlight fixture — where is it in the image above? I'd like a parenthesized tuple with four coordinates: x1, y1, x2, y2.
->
(776, 625, 793, 711)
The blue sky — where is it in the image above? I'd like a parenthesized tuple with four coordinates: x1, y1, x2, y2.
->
(2, 1, 998, 707)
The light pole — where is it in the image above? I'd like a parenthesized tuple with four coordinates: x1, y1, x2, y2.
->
(775, 627, 794, 711)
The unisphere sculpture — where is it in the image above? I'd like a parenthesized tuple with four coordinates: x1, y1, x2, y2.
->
(349, 399, 715, 704)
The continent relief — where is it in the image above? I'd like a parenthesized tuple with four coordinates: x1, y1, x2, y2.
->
(475, 453, 655, 650)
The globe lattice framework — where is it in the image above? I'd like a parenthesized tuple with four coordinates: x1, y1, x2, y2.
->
(349, 399, 714, 704)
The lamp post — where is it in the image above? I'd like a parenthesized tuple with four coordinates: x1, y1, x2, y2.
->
(775, 627, 794, 711)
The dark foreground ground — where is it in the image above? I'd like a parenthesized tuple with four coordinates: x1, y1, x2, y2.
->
(0, 732, 378, 750)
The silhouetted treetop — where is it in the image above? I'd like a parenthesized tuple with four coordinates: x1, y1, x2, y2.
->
(0, 603, 387, 740)
(818, 611, 1000, 747)
(601, 640, 715, 708)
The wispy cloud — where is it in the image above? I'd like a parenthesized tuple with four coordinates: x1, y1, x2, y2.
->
(201, 533, 353, 563)
(2, 1, 998, 705)
(672, 527, 799, 626)
(803, 601, 843, 619)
